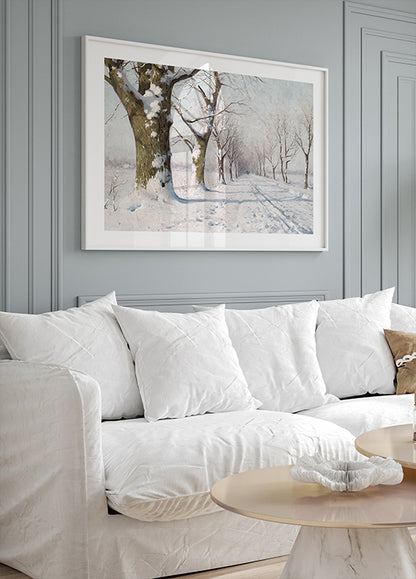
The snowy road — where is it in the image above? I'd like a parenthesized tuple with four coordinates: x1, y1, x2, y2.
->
(244, 176, 311, 234)
(105, 168, 313, 234)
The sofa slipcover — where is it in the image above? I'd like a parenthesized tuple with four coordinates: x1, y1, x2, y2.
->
(102, 410, 361, 522)
(0, 360, 352, 579)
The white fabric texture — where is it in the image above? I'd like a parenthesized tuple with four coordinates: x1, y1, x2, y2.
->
(299, 393, 413, 437)
(2, 359, 415, 579)
(0, 292, 142, 419)
(391, 302, 416, 332)
(315, 288, 396, 398)
(101, 410, 360, 522)
(0, 339, 10, 360)
(113, 304, 258, 421)
(0, 359, 299, 579)
(0, 361, 107, 579)
(90, 509, 299, 579)
(194, 301, 328, 413)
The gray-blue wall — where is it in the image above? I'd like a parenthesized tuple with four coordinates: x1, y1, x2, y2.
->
(0, 0, 415, 313)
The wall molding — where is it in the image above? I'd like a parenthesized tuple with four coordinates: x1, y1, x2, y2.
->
(362, 26, 416, 45)
(0, 0, 5, 311)
(77, 290, 329, 309)
(383, 51, 416, 66)
(51, 0, 63, 310)
(345, 2, 416, 24)
(381, 55, 416, 305)
(344, 1, 416, 299)
(0, 0, 11, 312)
(28, 0, 35, 313)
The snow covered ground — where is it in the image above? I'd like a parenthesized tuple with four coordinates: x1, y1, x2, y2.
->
(104, 167, 313, 235)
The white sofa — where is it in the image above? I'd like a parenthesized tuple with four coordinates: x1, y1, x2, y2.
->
(0, 290, 415, 579)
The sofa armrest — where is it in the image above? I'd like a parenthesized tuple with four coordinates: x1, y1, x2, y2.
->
(0, 360, 107, 578)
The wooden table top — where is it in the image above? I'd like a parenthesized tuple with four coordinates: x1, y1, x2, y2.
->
(355, 423, 416, 469)
(211, 464, 416, 529)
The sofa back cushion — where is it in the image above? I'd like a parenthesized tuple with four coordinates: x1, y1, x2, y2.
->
(113, 304, 259, 421)
(195, 301, 328, 413)
(316, 288, 396, 398)
(0, 339, 10, 360)
(0, 292, 143, 419)
(391, 303, 416, 332)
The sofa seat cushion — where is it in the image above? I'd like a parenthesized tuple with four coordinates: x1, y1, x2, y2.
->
(299, 394, 413, 437)
(102, 410, 360, 523)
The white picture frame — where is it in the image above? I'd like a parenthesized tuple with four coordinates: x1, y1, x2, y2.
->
(82, 35, 328, 251)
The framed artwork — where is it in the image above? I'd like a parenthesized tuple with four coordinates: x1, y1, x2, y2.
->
(82, 35, 328, 250)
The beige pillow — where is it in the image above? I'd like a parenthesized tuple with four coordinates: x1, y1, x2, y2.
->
(384, 329, 416, 395)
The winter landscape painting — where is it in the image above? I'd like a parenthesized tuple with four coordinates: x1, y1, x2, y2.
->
(83, 37, 327, 250)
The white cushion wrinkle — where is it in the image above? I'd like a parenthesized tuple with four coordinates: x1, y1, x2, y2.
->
(194, 301, 328, 413)
(113, 304, 259, 422)
(0, 292, 143, 419)
(102, 410, 360, 522)
(391, 303, 416, 332)
(299, 394, 413, 437)
(316, 288, 396, 399)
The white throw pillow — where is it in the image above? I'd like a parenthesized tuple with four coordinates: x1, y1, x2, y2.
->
(316, 288, 396, 398)
(391, 303, 416, 332)
(0, 292, 143, 419)
(112, 304, 259, 421)
(195, 301, 328, 413)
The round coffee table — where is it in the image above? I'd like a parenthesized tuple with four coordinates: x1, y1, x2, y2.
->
(211, 465, 416, 578)
(356, 423, 416, 470)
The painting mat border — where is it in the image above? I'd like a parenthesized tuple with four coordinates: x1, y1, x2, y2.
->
(82, 35, 328, 251)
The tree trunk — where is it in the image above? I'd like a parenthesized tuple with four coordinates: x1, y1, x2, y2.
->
(219, 155, 226, 184)
(284, 160, 291, 184)
(129, 107, 172, 194)
(105, 60, 176, 200)
(105, 59, 198, 202)
(304, 155, 309, 189)
(280, 156, 286, 183)
(215, 144, 226, 185)
(192, 135, 209, 189)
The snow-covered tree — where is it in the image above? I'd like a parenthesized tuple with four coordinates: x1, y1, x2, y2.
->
(264, 110, 297, 184)
(253, 141, 267, 177)
(264, 124, 279, 180)
(173, 70, 247, 190)
(276, 113, 297, 184)
(212, 114, 238, 185)
(227, 134, 241, 181)
(105, 59, 198, 202)
(294, 104, 314, 190)
(173, 71, 223, 191)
